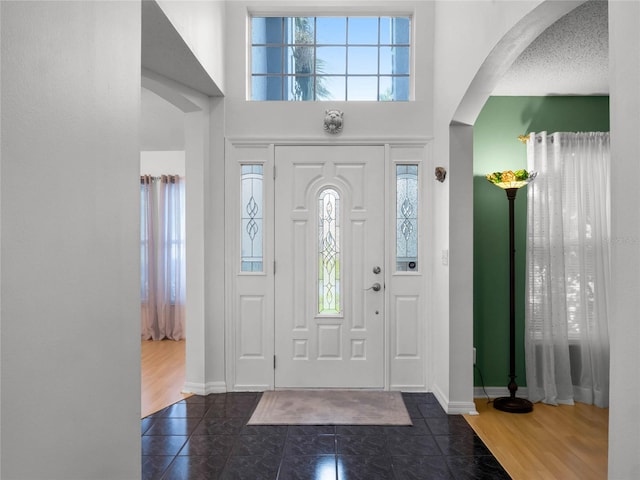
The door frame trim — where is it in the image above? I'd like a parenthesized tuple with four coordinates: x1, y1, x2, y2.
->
(225, 139, 432, 393)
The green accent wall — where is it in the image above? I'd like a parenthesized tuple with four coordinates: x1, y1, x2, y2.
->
(473, 96, 610, 388)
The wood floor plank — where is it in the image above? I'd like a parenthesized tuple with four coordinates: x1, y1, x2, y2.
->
(141, 339, 191, 418)
(464, 399, 608, 480)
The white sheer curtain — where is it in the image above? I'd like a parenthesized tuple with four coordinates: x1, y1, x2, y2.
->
(140, 175, 158, 340)
(140, 175, 186, 341)
(525, 132, 610, 407)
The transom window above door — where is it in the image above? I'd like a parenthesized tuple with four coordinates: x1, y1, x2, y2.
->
(250, 16, 411, 101)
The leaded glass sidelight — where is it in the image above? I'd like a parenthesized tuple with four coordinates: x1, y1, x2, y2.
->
(396, 165, 418, 271)
(241, 165, 263, 272)
(318, 188, 341, 314)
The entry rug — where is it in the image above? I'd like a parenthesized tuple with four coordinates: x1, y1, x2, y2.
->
(247, 390, 412, 426)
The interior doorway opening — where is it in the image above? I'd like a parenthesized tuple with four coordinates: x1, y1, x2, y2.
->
(139, 68, 210, 413)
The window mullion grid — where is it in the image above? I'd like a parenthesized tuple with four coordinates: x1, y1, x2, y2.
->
(281, 17, 285, 100)
(345, 17, 350, 101)
(376, 17, 380, 101)
(313, 17, 317, 101)
(251, 15, 410, 101)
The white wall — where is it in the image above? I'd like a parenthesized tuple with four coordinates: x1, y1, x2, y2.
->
(157, 0, 226, 93)
(140, 151, 186, 176)
(205, 96, 227, 390)
(608, 2, 640, 477)
(141, 87, 185, 151)
(0, 2, 140, 479)
(224, 1, 434, 140)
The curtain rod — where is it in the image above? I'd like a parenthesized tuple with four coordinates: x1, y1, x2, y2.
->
(518, 132, 608, 144)
(141, 174, 181, 178)
(518, 134, 552, 144)
(140, 174, 182, 184)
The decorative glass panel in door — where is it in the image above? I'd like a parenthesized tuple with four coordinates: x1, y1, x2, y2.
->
(396, 164, 418, 271)
(318, 188, 341, 315)
(241, 164, 264, 272)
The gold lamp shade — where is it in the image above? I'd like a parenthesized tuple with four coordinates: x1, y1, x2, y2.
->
(486, 169, 537, 190)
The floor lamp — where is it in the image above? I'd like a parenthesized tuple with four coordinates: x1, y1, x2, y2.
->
(486, 169, 536, 414)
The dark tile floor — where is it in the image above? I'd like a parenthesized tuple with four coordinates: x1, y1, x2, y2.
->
(142, 392, 511, 480)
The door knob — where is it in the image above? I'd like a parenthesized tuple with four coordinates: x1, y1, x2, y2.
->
(371, 282, 381, 292)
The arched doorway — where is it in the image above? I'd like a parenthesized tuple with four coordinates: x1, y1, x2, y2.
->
(445, 0, 589, 409)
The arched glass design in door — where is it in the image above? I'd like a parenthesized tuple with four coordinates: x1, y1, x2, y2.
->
(318, 188, 341, 315)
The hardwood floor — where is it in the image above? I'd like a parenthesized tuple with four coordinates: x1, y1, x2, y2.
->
(141, 339, 191, 418)
(464, 398, 608, 480)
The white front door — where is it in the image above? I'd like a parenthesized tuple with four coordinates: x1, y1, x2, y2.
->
(274, 145, 385, 388)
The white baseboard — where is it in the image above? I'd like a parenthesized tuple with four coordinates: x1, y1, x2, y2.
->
(447, 400, 479, 415)
(390, 385, 428, 392)
(431, 384, 478, 415)
(184, 382, 517, 411)
(182, 381, 227, 396)
(233, 384, 271, 392)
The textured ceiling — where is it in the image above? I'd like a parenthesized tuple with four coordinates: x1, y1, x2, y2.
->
(492, 0, 608, 96)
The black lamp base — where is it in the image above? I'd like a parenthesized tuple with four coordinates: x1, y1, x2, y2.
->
(493, 396, 533, 414)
